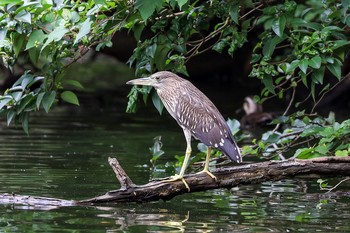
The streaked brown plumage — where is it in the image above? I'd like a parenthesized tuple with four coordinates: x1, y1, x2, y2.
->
(127, 71, 241, 191)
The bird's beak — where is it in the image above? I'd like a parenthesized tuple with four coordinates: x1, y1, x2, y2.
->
(126, 77, 156, 86)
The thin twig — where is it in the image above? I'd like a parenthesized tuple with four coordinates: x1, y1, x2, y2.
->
(324, 177, 350, 193)
(272, 85, 296, 133)
(185, 17, 230, 60)
(185, 2, 267, 61)
(311, 71, 350, 113)
(239, 4, 264, 20)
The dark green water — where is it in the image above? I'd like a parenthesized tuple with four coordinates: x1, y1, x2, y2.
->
(1, 102, 350, 232)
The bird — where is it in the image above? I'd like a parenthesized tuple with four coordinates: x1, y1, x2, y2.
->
(240, 96, 274, 129)
(126, 71, 242, 191)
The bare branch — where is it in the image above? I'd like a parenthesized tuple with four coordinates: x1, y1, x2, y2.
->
(108, 157, 135, 189)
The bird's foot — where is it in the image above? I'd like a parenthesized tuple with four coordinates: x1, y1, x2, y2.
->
(162, 174, 190, 192)
(197, 169, 217, 181)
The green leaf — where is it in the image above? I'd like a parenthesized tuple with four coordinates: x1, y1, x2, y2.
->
(321, 26, 344, 34)
(21, 75, 34, 89)
(135, 0, 163, 21)
(15, 10, 31, 24)
(0, 28, 8, 41)
(17, 94, 34, 114)
(74, 19, 92, 44)
(327, 60, 342, 79)
(294, 148, 313, 159)
(177, 0, 188, 9)
(11, 91, 23, 102)
(309, 55, 321, 69)
(154, 44, 171, 70)
(36, 92, 45, 110)
(42, 25, 69, 51)
(315, 145, 329, 155)
(342, 0, 350, 9)
(300, 125, 323, 137)
(229, 4, 239, 24)
(262, 76, 275, 94)
(213, 39, 229, 53)
(301, 73, 308, 87)
(63, 80, 84, 89)
(286, 60, 299, 73)
(94, 0, 106, 4)
(146, 43, 157, 58)
(311, 66, 325, 84)
(27, 76, 44, 88)
(262, 131, 280, 143)
(262, 36, 285, 58)
(151, 92, 163, 115)
(332, 40, 350, 50)
(13, 33, 26, 57)
(21, 112, 29, 135)
(14, 1, 40, 14)
(226, 118, 241, 134)
(42, 91, 56, 113)
(7, 109, 15, 126)
(0, 0, 22, 5)
(126, 87, 138, 113)
(345, 15, 350, 27)
(28, 47, 40, 65)
(61, 91, 79, 105)
(26, 30, 46, 50)
(298, 59, 309, 74)
(0, 97, 12, 109)
(335, 150, 348, 157)
(13, 71, 29, 87)
(71, 11, 80, 23)
(272, 15, 286, 37)
(251, 54, 261, 63)
(133, 23, 145, 41)
(311, 82, 316, 101)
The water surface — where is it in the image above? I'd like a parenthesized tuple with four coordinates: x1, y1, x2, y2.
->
(0, 101, 349, 232)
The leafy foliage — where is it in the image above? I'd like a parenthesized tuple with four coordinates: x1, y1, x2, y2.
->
(0, 71, 47, 134)
(242, 112, 350, 160)
(1, 0, 350, 160)
(0, 0, 120, 130)
(249, 0, 350, 104)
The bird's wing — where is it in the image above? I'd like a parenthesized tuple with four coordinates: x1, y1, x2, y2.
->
(174, 85, 241, 162)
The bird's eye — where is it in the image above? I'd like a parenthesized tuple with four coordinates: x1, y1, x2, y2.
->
(155, 76, 160, 81)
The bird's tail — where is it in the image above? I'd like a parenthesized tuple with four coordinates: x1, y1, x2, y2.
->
(220, 138, 242, 163)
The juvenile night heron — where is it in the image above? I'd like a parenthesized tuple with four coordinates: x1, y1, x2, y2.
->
(127, 71, 242, 191)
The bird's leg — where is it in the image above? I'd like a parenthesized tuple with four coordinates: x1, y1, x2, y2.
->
(197, 147, 217, 180)
(162, 129, 191, 191)
(164, 146, 191, 191)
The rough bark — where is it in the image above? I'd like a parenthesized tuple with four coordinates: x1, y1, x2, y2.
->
(0, 193, 76, 210)
(1, 157, 350, 208)
(79, 156, 350, 204)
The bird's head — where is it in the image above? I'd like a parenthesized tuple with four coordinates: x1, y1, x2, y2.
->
(126, 71, 180, 89)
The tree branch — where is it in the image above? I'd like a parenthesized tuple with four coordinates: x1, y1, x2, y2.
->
(108, 157, 135, 189)
(1, 157, 350, 208)
(79, 156, 350, 204)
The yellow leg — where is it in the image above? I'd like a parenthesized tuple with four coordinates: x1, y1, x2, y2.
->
(162, 129, 192, 191)
(197, 147, 217, 180)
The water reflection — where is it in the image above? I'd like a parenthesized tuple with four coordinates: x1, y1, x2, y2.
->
(1, 105, 350, 232)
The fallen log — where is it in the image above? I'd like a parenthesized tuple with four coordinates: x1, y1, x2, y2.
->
(79, 156, 350, 204)
(1, 157, 350, 207)
(0, 193, 76, 210)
